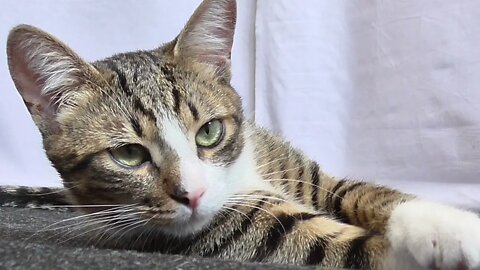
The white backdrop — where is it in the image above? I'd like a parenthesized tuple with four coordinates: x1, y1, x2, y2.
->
(1, 1, 480, 209)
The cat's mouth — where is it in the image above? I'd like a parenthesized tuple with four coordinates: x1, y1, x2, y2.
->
(134, 203, 215, 236)
(186, 208, 210, 224)
(176, 204, 213, 223)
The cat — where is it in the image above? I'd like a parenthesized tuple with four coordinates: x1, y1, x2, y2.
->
(3, 0, 480, 269)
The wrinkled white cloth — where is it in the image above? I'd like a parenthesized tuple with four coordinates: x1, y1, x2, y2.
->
(255, 0, 480, 209)
(1, 0, 479, 209)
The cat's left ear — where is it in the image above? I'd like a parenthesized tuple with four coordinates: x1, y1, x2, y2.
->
(7, 24, 100, 133)
(173, 0, 236, 81)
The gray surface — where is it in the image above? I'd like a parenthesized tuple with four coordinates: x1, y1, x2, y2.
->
(0, 207, 316, 270)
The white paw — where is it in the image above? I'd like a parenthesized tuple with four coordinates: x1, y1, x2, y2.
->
(386, 200, 480, 270)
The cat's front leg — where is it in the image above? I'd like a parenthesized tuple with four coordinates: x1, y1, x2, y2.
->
(385, 200, 480, 270)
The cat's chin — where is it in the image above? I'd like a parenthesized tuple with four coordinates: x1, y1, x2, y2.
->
(160, 207, 217, 237)
(161, 217, 213, 237)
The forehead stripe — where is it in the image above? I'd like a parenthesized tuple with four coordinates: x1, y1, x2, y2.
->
(187, 101, 199, 121)
(130, 117, 143, 137)
(160, 65, 182, 114)
(171, 87, 181, 114)
(132, 96, 157, 123)
(104, 61, 132, 96)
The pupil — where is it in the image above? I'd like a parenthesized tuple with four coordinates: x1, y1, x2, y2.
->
(205, 123, 211, 135)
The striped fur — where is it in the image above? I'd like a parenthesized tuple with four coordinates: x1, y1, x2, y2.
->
(5, 0, 480, 269)
(0, 186, 68, 209)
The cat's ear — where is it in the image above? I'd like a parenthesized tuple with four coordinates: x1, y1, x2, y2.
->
(7, 25, 99, 132)
(173, 0, 236, 80)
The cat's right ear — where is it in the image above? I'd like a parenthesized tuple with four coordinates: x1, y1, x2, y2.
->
(173, 0, 236, 81)
(7, 25, 98, 133)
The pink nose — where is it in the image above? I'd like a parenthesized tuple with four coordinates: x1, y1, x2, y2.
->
(170, 187, 206, 210)
(186, 188, 206, 209)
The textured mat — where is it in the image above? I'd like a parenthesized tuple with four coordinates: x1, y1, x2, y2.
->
(0, 207, 316, 270)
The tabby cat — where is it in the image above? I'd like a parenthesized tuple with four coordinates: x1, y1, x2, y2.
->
(4, 0, 480, 269)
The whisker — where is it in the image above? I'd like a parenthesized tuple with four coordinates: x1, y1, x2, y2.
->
(106, 218, 150, 248)
(130, 214, 157, 249)
(229, 194, 287, 203)
(255, 156, 291, 170)
(227, 199, 281, 210)
(224, 201, 286, 234)
(221, 206, 253, 224)
(37, 204, 137, 229)
(27, 204, 138, 241)
(261, 165, 306, 178)
(264, 178, 344, 200)
(254, 147, 288, 162)
(41, 204, 132, 208)
(43, 210, 141, 235)
(140, 216, 159, 251)
(55, 212, 146, 245)
(89, 212, 145, 247)
(26, 186, 77, 196)
(42, 211, 141, 243)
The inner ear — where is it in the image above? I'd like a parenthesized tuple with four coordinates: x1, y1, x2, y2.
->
(8, 40, 56, 116)
(173, 0, 237, 79)
(7, 24, 98, 129)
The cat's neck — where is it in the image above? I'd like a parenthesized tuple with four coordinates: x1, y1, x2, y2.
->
(248, 122, 310, 177)
(245, 122, 332, 204)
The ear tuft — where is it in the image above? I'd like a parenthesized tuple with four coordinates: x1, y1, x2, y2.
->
(174, 0, 237, 79)
(7, 24, 94, 126)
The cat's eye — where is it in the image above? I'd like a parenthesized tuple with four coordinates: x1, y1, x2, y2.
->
(195, 119, 224, 148)
(109, 144, 151, 167)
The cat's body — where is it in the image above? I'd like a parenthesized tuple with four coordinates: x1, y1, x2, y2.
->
(3, 0, 480, 269)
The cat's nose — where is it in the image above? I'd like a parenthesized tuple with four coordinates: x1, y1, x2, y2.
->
(170, 187, 206, 209)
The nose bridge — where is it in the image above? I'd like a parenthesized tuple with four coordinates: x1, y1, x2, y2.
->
(162, 153, 208, 210)
(157, 146, 207, 207)
(159, 117, 210, 196)
(154, 144, 180, 192)
(161, 143, 207, 196)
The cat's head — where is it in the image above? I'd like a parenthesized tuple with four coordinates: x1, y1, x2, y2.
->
(6, 0, 266, 236)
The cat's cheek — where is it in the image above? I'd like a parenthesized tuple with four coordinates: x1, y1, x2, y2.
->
(198, 189, 227, 217)
(202, 160, 229, 189)
(200, 167, 230, 213)
(225, 135, 275, 194)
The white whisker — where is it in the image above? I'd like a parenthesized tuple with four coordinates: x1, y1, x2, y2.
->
(221, 206, 253, 224)
(261, 165, 306, 178)
(265, 178, 343, 200)
(255, 156, 291, 170)
(56, 212, 146, 245)
(230, 194, 287, 204)
(224, 201, 286, 234)
(32, 204, 138, 233)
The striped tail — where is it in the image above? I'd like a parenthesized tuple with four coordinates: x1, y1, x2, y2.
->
(0, 185, 69, 209)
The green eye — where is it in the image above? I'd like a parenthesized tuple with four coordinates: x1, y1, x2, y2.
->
(195, 119, 224, 148)
(109, 144, 151, 167)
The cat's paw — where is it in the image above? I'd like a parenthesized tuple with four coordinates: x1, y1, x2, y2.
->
(386, 200, 480, 270)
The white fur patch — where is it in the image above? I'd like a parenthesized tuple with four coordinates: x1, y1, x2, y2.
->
(160, 117, 269, 236)
(162, 117, 207, 193)
(385, 200, 480, 270)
